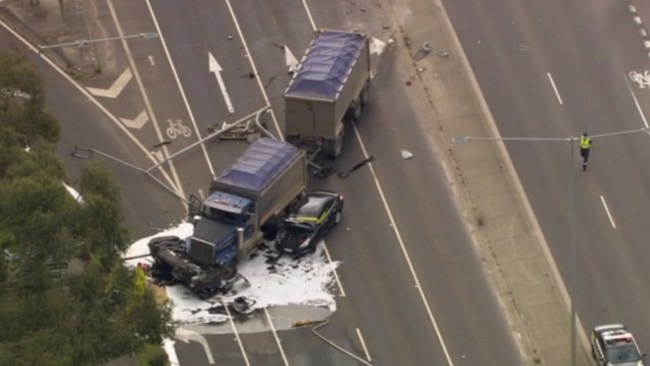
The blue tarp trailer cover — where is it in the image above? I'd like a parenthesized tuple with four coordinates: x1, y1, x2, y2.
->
(285, 30, 367, 101)
(216, 138, 301, 193)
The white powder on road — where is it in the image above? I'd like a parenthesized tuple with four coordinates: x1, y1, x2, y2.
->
(124, 222, 340, 326)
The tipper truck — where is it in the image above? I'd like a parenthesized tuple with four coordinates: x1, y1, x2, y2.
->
(284, 29, 371, 158)
(148, 138, 307, 298)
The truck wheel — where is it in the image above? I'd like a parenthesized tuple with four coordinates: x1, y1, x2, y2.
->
(218, 265, 237, 280)
(360, 82, 370, 106)
(323, 136, 342, 158)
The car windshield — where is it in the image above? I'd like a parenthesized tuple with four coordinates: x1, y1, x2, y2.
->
(284, 223, 315, 235)
(607, 344, 642, 363)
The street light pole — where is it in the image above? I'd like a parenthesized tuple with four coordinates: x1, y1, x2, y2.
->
(37, 32, 159, 52)
(453, 126, 648, 366)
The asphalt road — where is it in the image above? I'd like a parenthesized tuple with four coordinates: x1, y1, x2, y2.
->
(140, 0, 522, 365)
(0, 0, 526, 364)
(444, 0, 650, 356)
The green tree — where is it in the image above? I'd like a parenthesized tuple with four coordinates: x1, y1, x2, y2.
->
(0, 51, 174, 366)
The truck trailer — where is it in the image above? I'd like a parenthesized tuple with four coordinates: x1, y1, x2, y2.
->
(284, 29, 371, 158)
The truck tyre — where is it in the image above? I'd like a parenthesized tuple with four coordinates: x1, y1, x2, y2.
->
(323, 136, 342, 158)
(218, 265, 237, 280)
(360, 82, 370, 106)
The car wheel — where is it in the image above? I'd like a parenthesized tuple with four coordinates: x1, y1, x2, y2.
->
(334, 211, 342, 225)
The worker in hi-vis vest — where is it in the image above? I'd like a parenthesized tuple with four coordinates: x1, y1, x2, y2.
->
(579, 132, 592, 171)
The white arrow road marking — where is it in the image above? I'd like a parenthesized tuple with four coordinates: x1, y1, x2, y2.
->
(175, 328, 215, 364)
(370, 37, 386, 56)
(284, 45, 299, 73)
(147, 55, 155, 66)
(86, 67, 133, 98)
(119, 110, 149, 129)
(208, 52, 234, 113)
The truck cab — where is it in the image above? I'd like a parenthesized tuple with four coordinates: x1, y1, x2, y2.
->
(188, 191, 255, 277)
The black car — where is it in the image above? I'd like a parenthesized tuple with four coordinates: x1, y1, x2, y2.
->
(591, 323, 645, 366)
(276, 190, 344, 255)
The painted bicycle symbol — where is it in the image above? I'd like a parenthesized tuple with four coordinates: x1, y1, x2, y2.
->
(629, 70, 650, 89)
(166, 119, 191, 139)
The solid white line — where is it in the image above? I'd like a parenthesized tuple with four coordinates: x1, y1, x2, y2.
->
(351, 125, 454, 366)
(301, 0, 317, 31)
(356, 328, 372, 362)
(600, 195, 617, 229)
(0, 19, 183, 205)
(223, 304, 251, 366)
(107, 0, 186, 200)
(623, 72, 650, 131)
(322, 243, 346, 297)
(547, 72, 564, 105)
(224, 0, 284, 140)
(144, 0, 216, 177)
(264, 308, 290, 366)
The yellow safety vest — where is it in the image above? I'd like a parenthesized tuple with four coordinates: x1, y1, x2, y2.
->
(579, 136, 591, 149)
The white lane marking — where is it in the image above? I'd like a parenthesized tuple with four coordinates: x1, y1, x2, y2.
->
(264, 308, 290, 366)
(119, 109, 149, 129)
(144, 0, 216, 177)
(284, 45, 300, 73)
(634, 16, 642, 25)
(300, 0, 317, 31)
(600, 195, 617, 229)
(547, 72, 563, 105)
(223, 0, 283, 139)
(630, 5, 637, 13)
(198, 188, 205, 200)
(356, 328, 371, 362)
(322, 243, 346, 297)
(623, 72, 650, 132)
(641, 29, 647, 37)
(208, 52, 235, 113)
(86, 67, 132, 98)
(352, 124, 454, 366)
(0, 19, 182, 204)
(106, 0, 186, 200)
(148, 55, 156, 66)
(175, 328, 215, 364)
(645, 41, 650, 49)
(223, 304, 251, 366)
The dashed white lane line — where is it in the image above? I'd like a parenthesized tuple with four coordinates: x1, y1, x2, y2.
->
(600, 195, 617, 229)
(547, 72, 564, 105)
(356, 327, 372, 362)
(352, 124, 455, 366)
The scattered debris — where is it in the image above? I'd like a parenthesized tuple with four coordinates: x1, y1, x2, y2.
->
(401, 150, 413, 159)
(227, 36, 233, 40)
(338, 155, 375, 178)
(437, 48, 449, 58)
